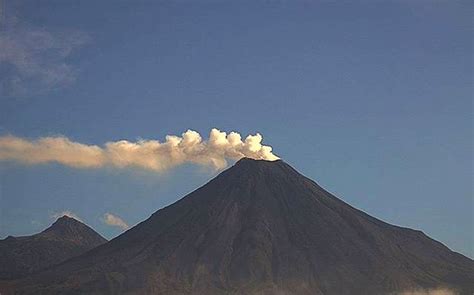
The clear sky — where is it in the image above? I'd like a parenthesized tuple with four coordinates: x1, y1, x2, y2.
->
(0, 1, 472, 257)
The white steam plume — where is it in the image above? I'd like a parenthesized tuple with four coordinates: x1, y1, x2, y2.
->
(103, 213, 129, 230)
(0, 128, 279, 172)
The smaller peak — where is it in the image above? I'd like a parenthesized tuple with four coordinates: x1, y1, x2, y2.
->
(58, 215, 73, 220)
(55, 215, 78, 222)
(41, 215, 89, 237)
(50, 215, 83, 229)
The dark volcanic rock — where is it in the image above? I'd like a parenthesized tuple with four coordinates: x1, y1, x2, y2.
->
(0, 216, 107, 280)
(3, 159, 473, 294)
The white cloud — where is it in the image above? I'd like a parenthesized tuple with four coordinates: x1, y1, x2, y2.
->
(0, 15, 89, 97)
(102, 213, 129, 231)
(50, 210, 83, 222)
(0, 128, 279, 172)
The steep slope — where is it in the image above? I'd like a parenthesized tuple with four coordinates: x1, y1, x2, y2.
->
(0, 216, 107, 280)
(4, 159, 473, 294)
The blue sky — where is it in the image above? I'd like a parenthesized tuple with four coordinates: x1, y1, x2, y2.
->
(0, 1, 472, 257)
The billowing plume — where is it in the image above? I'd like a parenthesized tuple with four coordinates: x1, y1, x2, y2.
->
(0, 128, 279, 171)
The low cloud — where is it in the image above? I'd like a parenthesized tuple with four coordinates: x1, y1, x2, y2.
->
(396, 288, 458, 295)
(51, 210, 83, 222)
(0, 128, 279, 172)
(103, 213, 129, 231)
(0, 12, 89, 97)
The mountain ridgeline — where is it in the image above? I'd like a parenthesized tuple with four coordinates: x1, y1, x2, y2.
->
(0, 216, 107, 280)
(2, 158, 473, 294)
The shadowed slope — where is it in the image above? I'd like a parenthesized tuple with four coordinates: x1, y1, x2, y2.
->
(0, 216, 107, 280)
(4, 159, 473, 294)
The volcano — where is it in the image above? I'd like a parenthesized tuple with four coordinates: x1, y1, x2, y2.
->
(3, 158, 473, 294)
(0, 216, 107, 280)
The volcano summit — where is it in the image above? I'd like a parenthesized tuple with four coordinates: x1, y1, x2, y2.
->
(3, 158, 473, 294)
(0, 215, 106, 280)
